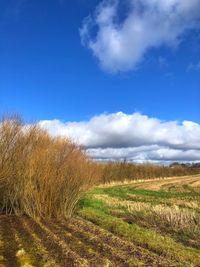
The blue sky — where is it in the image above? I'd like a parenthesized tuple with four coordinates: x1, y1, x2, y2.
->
(0, 0, 200, 162)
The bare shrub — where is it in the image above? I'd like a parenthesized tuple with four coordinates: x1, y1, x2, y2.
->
(0, 116, 95, 219)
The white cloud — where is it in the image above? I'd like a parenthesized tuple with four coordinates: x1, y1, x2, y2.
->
(87, 147, 200, 163)
(80, 0, 200, 72)
(39, 112, 200, 163)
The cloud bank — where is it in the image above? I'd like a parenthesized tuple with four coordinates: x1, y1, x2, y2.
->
(80, 0, 200, 72)
(39, 112, 200, 163)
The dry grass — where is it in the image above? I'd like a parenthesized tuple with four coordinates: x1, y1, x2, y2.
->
(133, 175, 200, 191)
(95, 194, 200, 229)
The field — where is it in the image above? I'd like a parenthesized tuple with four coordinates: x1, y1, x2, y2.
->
(0, 175, 200, 267)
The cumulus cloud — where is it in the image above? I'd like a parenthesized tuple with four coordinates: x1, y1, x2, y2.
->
(80, 0, 200, 72)
(87, 147, 200, 163)
(39, 112, 200, 163)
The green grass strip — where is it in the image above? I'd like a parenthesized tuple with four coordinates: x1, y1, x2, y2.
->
(98, 186, 200, 199)
(78, 200, 200, 266)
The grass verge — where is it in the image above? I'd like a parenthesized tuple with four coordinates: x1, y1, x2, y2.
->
(78, 194, 200, 266)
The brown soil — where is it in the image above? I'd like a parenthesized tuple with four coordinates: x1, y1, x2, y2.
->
(0, 215, 180, 267)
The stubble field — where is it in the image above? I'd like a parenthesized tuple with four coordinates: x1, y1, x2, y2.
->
(0, 175, 200, 267)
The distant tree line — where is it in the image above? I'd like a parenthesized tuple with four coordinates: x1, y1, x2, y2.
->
(94, 161, 200, 184)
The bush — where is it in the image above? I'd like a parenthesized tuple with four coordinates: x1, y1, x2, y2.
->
(0, 116, 95, 219)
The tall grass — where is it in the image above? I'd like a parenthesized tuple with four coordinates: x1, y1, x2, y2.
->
(0, 116, 96, 219)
